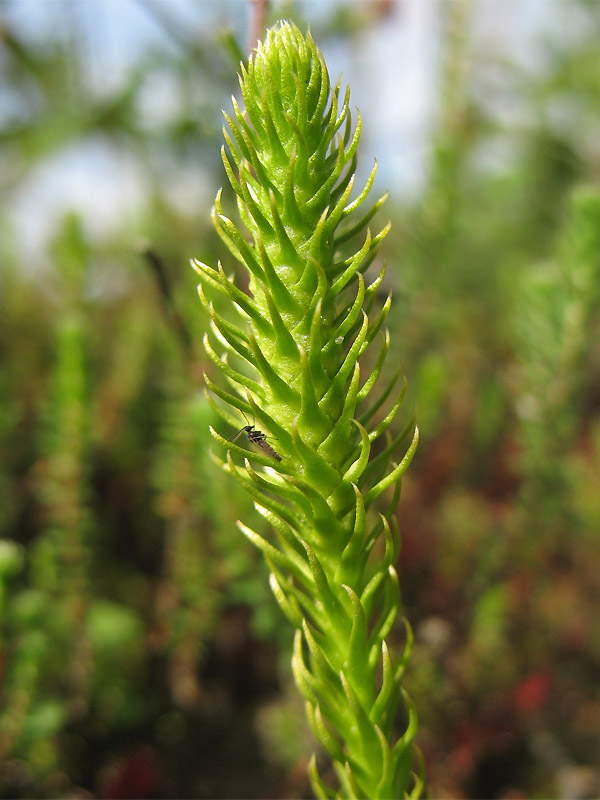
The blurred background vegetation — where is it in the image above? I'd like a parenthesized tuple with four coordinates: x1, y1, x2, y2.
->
(1, 1, 599, 798)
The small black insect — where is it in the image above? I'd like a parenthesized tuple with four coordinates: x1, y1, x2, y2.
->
(232, 424, 282, 462)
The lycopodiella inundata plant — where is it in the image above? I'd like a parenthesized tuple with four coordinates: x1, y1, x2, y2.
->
(194, 21, 422, 799)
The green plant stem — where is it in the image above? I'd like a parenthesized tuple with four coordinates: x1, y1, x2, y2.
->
(195, 21, 422, 798)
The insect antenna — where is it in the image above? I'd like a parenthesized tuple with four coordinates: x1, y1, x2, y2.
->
(231, 427, 247, 443)
(231, 409, 256, 444)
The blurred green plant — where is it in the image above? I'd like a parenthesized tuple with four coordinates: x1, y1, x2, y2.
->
(195, 21, 421, 799)
(513, 186, 600, 523)
(1, 215, 92, 780)
(151, 387, 283, 704)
